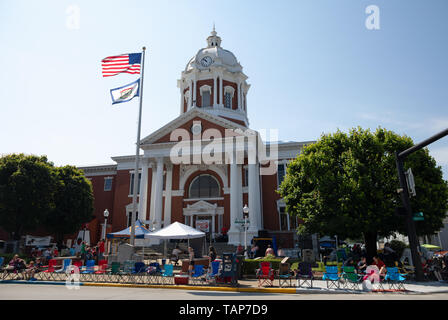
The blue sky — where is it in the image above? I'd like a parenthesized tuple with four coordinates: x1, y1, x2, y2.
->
(1, 0, 447, 178)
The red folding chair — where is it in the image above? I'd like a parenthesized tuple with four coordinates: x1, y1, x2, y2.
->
(94, 260, 108, 282)
(42, 259, 58, 281)
(256, 262, 275, 287)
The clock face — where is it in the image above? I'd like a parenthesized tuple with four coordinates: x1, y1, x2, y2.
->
(191, 123, 202, 135)
(200, 56, 213, 67)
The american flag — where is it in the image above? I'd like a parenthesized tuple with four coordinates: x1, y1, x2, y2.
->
(101, 53, 142, 77)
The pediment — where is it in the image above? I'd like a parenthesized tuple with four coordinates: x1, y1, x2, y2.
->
(140, 108, 255, 146)
(186, 200, 217, 210)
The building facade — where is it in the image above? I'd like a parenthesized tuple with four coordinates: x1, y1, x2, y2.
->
(80, 29, 314, 248)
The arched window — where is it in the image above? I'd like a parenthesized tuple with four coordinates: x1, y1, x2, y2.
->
(189, 174, 220, 198)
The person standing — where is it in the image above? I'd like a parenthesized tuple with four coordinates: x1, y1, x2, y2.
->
(208, 246, 217, 263)
(97, 239, 105, 261)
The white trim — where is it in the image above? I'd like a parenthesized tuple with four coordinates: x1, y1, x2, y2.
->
(183, 197, 224, 202)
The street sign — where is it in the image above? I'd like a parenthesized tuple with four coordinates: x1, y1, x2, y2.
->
(413, 212, 424, 221)
(405, 168, 416, 197)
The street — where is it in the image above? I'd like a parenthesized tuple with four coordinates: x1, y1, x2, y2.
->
(1, 283, 448, 300)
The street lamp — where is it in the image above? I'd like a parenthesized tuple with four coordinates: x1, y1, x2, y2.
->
(243, 204, 249, 258)
(103, 209, 109, 240)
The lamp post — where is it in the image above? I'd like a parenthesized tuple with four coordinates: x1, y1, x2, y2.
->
(243, 204, 249, 258)
(103, 209, 109, 240)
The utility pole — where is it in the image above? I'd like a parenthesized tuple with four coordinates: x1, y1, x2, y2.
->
(395, 128, 448, 282)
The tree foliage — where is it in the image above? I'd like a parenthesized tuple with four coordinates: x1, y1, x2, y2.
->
(279, 127, 448, 258)
(0, 154, 56, 239)
(0, 154, 94, 240)
(43, 165, 94, 244)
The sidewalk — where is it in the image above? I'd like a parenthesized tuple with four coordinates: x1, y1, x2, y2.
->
(2, 277, 448, 295)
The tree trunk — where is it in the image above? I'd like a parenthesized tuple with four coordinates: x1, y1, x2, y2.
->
(363, 232, 378, 264)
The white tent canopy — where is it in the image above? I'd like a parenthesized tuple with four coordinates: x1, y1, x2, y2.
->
(144, 221, 205, 240)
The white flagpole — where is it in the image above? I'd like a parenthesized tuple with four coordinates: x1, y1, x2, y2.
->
(130, 47, 146, 246)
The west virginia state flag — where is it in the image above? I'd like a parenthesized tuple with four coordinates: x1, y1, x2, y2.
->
(110, 78, 140, 105)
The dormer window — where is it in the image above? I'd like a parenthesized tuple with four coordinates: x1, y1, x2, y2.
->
(200, 85, 212, 108)
(224, 86, 235, 109)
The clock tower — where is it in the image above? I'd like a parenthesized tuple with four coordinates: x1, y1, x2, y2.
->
(177, 28, 250, 127)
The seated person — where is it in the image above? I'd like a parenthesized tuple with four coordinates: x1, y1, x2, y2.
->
(343, 257, 356, 268)
(25, 260, 39, 281)
(357, 256, 367, 273)
(6, 255, 26, 273)
(265, 245, 275, 257)
(171, 246, 183, 266)
(372, 255, 386, 276)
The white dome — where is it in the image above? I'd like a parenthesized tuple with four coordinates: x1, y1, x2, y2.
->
(185, 30, 242, 73)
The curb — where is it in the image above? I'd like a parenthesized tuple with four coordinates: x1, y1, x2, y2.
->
(3, 280, 446, 295)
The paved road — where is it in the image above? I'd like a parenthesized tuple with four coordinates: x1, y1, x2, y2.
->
(1, 283, 448, 300)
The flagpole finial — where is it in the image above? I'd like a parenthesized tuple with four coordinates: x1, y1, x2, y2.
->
(142, 46, 146, 51)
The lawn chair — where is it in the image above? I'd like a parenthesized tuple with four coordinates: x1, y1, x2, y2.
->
(323, 265, 340, 289)
(190, 264, 206, 284)
(296, 262, 314, 288)
(160, 264, 174, 285)
(341, 266, 362, 290)
(364, 265, 384, 290)
(256, 261, 275, 287)
(131, 262, 147, 284)
(385, 267, 406, 290)
(41, 259, 58, 281)
(108, 261, 121, 283)
(206, 261, 221, 284)
(119, 260, 135, 283)
(146, 262, 162, 284)
(80, 260, 96, 282)
(94, 260, 108, 282)
(54, 259, 72, 281)
(278, 263, 294, 287)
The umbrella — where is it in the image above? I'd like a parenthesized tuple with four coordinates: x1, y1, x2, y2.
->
(421, 244, 441, 250)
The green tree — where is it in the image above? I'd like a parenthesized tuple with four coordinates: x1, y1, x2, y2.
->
(0, 154, 56, 239)
(43, 165, 94, 245)
(279, 127, 448, 259)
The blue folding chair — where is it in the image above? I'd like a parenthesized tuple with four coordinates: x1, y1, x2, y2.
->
(385, 267, 406, 290)
(191, 264, 206, 284)
(207, 261, 220, 284)
(54, 258, 72, 281)
(81, 260, 96, 282)
(160, 264, 174, 284)
(323, 266, 340, 289)
(132, 262, 146, 284)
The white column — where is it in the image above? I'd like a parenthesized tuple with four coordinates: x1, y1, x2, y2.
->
(248, 163, 261, 232)
(219, 75, 223, 107)
(193, 75, 197, 107)
(163, 163, 173, 227)
(189, 80, 193, 109)
(138, 159, 149, 221)
(154, 157, 164, 230)
(229, 161, 239, 233)
(213, 76, 217, 107)
(237, 81, 242, 110)
(149, 161, 156, 222)
(237, 165, 243, 219)
(212, 214, 215, 241)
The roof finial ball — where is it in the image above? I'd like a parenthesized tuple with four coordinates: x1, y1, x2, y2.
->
(207, 24, 221, 48)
